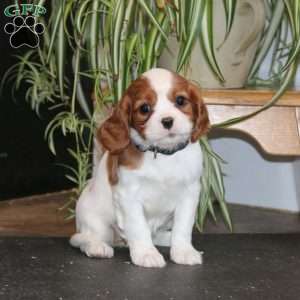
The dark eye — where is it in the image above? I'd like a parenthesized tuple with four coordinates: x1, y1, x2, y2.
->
(175, 95, 186, 106)
(139, 103, 151, 114)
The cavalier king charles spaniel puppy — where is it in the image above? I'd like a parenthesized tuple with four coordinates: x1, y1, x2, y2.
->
(70, 68, 210, 268)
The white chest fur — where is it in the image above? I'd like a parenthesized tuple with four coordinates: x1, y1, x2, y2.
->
(113, 142, 203, 236)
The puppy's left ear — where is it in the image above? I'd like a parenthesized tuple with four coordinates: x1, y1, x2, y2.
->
(189, 83, 210, 142)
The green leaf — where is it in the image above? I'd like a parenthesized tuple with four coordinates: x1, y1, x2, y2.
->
(281, 38, 300, 73)
(283, 0, 295, 35)
(56, 4, 66, 101)
(294, 0, 300, 36)
(118, 0, 135, 98)
(47, 5, 63, 63)
(219, 201, 233, 231)
(280, 0, 300, 72)
(174, 0, 185, 40)
(208, 200, 217, 223)
(198, 137, 232, 232)
(200, 136, 226, 163)
(110, 0, 125, 98)
(88, 0, 100, 73)
(199, 0, 225, 82)
(137, 0, 168, 40)
(176, 0, 203, 72)
(222, 0, 237, 40)
(76, 77, 92, 118)
(75, 0, 91, 34)
(197, 189, 210, 231)
(144, 11, 165, 70)
(249, 1, 285, 78)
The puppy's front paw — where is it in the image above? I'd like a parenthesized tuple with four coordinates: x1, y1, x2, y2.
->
(171, 245, 203, 265)
(130, 244, 166, 268)
(82, 242, 114, 258)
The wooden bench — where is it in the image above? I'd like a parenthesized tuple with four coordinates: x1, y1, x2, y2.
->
(203, 89, 300, 156)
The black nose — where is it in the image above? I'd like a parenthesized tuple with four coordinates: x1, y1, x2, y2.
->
(161, 117, 174, 129)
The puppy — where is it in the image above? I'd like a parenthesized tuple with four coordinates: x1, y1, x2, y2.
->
(70, 68, 210, 268)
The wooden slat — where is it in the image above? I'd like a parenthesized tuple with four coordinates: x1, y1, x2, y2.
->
(203, 89, 300, 107)
(0, 190, 75, 237)
(1, 191, 300, 236)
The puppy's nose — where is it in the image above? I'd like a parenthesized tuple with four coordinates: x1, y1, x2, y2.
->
(161, 117, 174, 129)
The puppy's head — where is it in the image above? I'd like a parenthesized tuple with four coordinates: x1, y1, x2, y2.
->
(98, 68, 210, 154)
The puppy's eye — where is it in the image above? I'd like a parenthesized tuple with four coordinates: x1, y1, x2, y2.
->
(139, 103, 151, 114)
(175, 95, 186, 106)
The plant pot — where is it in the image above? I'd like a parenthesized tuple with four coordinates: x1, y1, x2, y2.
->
(159, 0, 265, 89)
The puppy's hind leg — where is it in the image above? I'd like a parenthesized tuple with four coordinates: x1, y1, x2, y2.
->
(70, 153, 115, 258)
(70, 232, 114, 258)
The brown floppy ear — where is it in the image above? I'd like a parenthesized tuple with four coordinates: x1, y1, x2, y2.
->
(189, 83, 210, 142)
(97, 95, 131, 154)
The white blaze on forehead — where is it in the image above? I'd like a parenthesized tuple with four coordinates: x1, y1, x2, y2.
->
(142, 68, 173, 94)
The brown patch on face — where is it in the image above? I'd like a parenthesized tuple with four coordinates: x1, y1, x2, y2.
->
(168, 73, 210, 142)
(126, 77, 157, 138)
(98, 77, 156, 151)
(168, 74, 193, 118)
(102, 76, 156, 185)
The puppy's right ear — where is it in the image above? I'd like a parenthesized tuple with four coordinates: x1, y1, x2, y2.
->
(97, 95, 131, 154)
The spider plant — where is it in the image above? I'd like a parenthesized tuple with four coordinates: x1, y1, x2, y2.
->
(215, 0, 300, 127)
(2, 0, 300, 231)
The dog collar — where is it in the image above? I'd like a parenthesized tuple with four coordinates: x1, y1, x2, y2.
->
(134, 139, 189, 159)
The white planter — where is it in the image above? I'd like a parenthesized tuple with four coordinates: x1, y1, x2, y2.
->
(159, 0, 265, 88)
